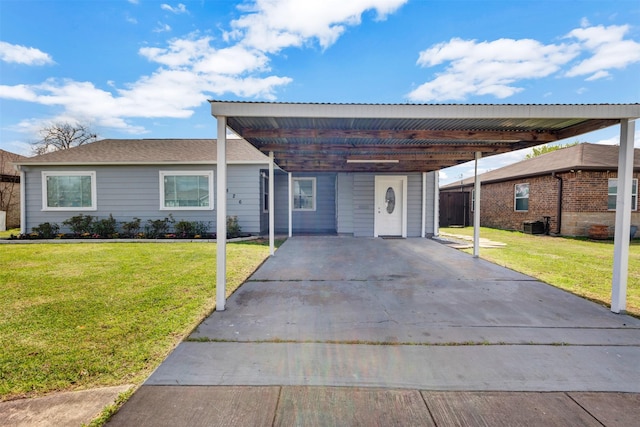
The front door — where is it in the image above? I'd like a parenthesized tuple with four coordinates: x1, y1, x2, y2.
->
(375, 176, 407, 237)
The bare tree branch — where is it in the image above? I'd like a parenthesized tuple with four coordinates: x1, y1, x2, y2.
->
(32, 122, 98, 155)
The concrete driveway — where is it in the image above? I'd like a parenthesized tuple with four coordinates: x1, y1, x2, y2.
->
(109, 236, 640, 426)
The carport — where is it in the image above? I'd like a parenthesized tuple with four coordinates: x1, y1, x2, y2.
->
(210, 101, 639, 313)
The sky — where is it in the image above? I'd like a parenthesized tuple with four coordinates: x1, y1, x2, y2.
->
(1, 0, 639, 184)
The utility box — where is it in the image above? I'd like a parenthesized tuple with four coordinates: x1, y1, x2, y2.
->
(523, 221, 545, 235)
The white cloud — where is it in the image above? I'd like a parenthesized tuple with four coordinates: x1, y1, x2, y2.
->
(408, 22, 640, 102)
(584, 70, 610, 81)
(230, 0, 408, 52)
(408, 37, 579, 101)
(161, 3, 188, 14)
(153, 22, 172, 33)
(0, 0, 405, 135)
(564, 24, 640, 80)
(594, 130, 640, 148)
(0, 41, 54, 65)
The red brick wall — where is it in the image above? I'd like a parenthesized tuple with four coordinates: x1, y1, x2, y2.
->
(478, 175, 560, 232)
(442, 170, 640, 236)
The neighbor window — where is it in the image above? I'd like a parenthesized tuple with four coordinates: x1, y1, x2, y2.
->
(292, 177, 316, 211)
(608, 178, 638, 211)
(262, 173, 269, 213)
(471, 189, 475, 212)
(514, 183, 529, 212)
(160, 171, 213, 210)
(42, 171, 96, 210)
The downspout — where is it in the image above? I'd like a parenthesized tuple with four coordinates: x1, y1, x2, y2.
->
(552, 172, 562, 235)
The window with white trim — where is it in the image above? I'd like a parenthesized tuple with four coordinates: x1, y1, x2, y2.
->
(160, 171, 213, 210)
(42, 171, 96, 210)
(292, 177, 316, 211)
(514, 183, 529, 212)
(608, 178, 638, 211)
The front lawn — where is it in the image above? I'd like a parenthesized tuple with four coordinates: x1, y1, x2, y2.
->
(0, 228, 19, 239)
(440, 227, 639, 317)
(0, 240, 278, 401)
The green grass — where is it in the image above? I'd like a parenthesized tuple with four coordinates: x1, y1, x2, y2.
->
(0, 228, 20, 239)
(0, 240, 280, 401)
(440, 227, 640, 317)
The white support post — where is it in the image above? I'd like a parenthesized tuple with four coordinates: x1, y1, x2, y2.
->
(19, 169, 26, 235)
(288, 172, 293, 237)
(433, 171, 440, 237)
(611, 119, 635, 313)
(269, 151, 275, 256)
(216, 117, 227, 311)
(421, 172, 427, 238)
(473, 152, 482, 258)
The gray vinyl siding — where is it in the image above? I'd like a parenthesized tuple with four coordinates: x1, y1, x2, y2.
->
(352, 173, 425, 237)
(21, 164, 263, 234)
(226, 165, 262, 233)
(425, 171, 437, 236)
(406, 174, 422, 237)
(336, 173, 354, 234)
(274, 172, 336, 233)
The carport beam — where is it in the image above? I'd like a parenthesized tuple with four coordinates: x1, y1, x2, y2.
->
(216, 116, 227, 311)
(611, 119, 635, 313)
(473, 152, 481, 257)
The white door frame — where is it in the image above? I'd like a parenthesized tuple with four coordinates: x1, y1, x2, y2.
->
(374, 175, 408, 238)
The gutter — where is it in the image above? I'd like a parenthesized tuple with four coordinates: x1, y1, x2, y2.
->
(552, 172, 563, 235)
(12, 160, 271, 167)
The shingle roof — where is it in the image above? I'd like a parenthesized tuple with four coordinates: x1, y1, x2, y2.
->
(0, 149, 27, 175)
(441, 143, 640, 189)
(15, 138, 269, 165)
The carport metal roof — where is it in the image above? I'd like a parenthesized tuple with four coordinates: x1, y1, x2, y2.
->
(209, 101, 639, 173)
(210, 101, 638, 316)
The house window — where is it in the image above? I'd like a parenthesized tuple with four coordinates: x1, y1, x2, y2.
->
(608, 178, 638, 211)
(471, 189, 475, 212)
(514, 183, 529, 212)
(160, 171, 213, 210)
(42, 171, 96, 210)
(292, 177, 316, 211)
(262, 173, 269, 213)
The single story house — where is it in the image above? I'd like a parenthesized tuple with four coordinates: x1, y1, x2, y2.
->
(14, 139, 270, 235)
(440, 143, 640, 237)
(13, 138, 440, 237)
(0, 149, 25, 230)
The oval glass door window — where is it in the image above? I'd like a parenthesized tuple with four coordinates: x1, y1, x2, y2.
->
(385, 187, 396, 214)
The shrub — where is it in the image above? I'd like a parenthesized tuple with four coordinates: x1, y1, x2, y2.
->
(145, 215, 174, 239)
(174, 220, 196, 237)
(121, 218, 141, 238)
(193, 221, 210, 237)
(63, 214, 94, 236)
(31, 222, 60, 239)
(92, 214, 118, 238)
(227, 215, 241, 238)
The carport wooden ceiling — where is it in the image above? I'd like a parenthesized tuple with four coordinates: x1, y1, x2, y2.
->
(210, 102, 640, 173)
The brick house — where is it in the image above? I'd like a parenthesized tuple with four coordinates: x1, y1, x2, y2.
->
(0, 149, 26, 230)
(440, 143, 639, 237)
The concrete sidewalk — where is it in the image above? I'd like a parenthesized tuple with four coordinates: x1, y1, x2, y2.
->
(114, 237, 640, 425)
(0, 385, 132, 427)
